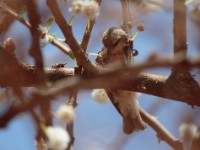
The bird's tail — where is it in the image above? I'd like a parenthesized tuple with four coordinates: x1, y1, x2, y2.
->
(123, 113, 146, 134)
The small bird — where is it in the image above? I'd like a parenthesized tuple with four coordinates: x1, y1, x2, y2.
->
(96, 27, 146, 134)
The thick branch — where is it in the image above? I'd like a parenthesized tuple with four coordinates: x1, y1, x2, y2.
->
(42, 70, 200, 107)
(1, 49, 200, 106)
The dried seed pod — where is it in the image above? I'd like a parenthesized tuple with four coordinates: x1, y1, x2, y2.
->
(127, 21, 133, 28)
(136, 23, 145, 32)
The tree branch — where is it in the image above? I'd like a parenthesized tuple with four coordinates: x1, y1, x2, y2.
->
(140, 108, 184, 150)
(173, 0, 187, 72)
(80, 0, 102, 52)
(36, 57, 200, 106)
(26, 0, 46, 85)
(0, 1, 71, 56)
(46, 0, 97, 73)
(173, 0, 187, 58)
(1, 48, 200, 106)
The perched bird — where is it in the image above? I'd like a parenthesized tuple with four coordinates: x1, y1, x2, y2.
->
(96, 27, 146, 134)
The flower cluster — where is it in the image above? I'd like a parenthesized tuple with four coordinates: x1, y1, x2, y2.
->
(92, 89, 110, 104)
(46, 126, 70, 150)
(69, 0, 100, 20)
(56, 105, 75, 123)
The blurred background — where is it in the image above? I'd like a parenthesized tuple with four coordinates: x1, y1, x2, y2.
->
(0, 0, 200, 149)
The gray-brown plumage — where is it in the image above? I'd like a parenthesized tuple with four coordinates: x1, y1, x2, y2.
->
(96, 27, 146, 134)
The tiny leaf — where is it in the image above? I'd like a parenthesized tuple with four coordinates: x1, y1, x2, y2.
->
(45, 16, 55, 27)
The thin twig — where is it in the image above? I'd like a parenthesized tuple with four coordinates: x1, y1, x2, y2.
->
(140, 108, 184, 150)
(66, 93, 77, 150)
(46, 0, 97, 73)
(51, 40, 71, 55)
(80, 0, 102, 52)
(0, 1, 71, 55)
(0, 2, 31, 28)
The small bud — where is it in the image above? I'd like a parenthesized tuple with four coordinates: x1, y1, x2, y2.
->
(136, 23, 145, 32)
(56, 105, 75, 123)
(3, 38, 16, 54)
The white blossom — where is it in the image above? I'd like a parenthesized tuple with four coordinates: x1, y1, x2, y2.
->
(92, 89, 109, 104)
(69, 0, 100, 20)
(46, 126, 70, 150)
(81, 0, 100, 20)
(69, 0, 84, 15)
(56, 105, 75, 123)
(179, 123, 198, 141)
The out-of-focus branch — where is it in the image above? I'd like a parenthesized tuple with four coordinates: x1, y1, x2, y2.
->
(0, 2, 31, 28)
(0, 2, 71, 55)
(1, 48, 200, 106)
(121, 0, 129, 30)
(66, 67, 81, 150)
(66, 93, 77, 150)
(173, 0, 187, 57)
(0, 0, 26, 34)
(13, 88, 47, 140)
(26, 0, 52, 127)
(173, 0, 187, 72)
(41, 54, 200, 106)
(46, 0, 97, 73)
(26, 0, 46, 85)
(120, 0, 134, 64)
(140, 108, 184, 150)
(0, 93, 52, 128)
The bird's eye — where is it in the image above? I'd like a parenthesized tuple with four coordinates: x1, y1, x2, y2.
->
(132, 49, 138, 56)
